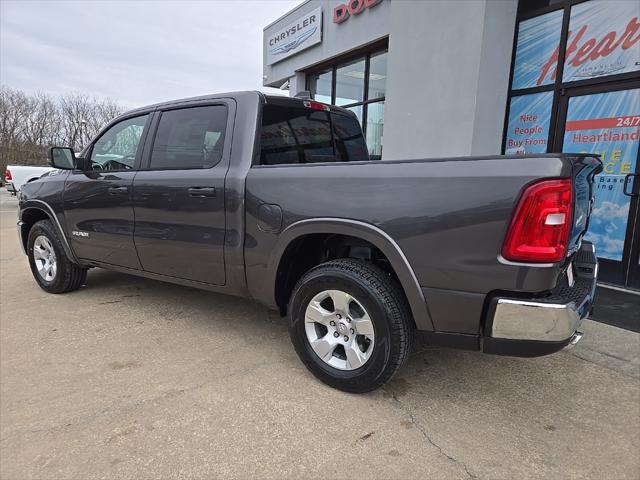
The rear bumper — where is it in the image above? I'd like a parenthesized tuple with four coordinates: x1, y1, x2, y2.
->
(5, 182, 16, 194)
(483, 242, 597, 357)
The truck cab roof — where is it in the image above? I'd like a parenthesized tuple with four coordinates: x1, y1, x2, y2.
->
(123, 91, 349, 118)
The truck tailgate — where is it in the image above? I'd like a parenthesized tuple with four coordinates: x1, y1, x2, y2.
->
(568, 155, 603, 255)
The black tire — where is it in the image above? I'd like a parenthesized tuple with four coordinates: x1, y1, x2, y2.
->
(27, 219, 87, 294)
(288, 259, 414, 393)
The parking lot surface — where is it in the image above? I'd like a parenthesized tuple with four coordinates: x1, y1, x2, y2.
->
(1, 189, 639, 479)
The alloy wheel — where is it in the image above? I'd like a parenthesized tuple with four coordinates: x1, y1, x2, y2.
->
(33, 235, 57, 282)
(304, 289, 375, 370)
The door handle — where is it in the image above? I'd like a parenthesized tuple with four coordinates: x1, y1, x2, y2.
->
(623, 174, 639, 197)
(188, 187, 216, 197)
(108, 186, 129, 195)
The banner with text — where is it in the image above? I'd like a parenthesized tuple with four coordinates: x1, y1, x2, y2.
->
(505, 91, 553, 154)
(512, 0, 639, 89)
(563, 0, 640, 83)
(563, 88, 640, 261)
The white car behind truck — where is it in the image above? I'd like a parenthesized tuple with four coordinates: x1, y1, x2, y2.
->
(4, 165, 55, 195)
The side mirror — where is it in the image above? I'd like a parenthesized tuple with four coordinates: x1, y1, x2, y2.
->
(48, 147, 76, 170)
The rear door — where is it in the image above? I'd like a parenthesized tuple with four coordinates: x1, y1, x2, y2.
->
(132, 102, 232, 285)
(63, 113, 151, 268)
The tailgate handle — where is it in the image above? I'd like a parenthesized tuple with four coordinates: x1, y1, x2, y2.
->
(623, 174, 639, 197)
(108, 186, 129, 195)
(188, 187, 216, 197)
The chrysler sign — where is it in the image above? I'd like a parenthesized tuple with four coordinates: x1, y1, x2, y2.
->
(266, 7, 322, 66)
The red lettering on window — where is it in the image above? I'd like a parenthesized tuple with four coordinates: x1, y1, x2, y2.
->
(536, 17, 640, 86)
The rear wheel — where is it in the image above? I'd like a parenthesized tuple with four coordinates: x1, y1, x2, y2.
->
(27, 220, 87, 293)
(288, 259, 413, 393)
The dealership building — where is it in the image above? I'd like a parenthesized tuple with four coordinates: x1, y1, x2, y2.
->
(263, 0, 640, 290)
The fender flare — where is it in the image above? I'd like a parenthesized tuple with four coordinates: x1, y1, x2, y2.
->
(19, 200, 80, 265)
(269, 218, 434, 331)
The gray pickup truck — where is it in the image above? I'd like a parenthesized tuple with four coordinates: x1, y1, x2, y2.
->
(17, 92, 602, 392)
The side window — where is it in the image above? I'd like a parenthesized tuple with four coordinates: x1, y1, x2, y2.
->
(259, 104, 369, 165)
(90, 115, 148, 170)
(149, 105, 227, 169)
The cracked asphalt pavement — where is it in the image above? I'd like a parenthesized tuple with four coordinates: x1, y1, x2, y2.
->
(1, 189, 639, 479)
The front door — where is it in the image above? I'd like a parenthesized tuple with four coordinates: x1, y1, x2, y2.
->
(132, 103, 230, 285)
(555, 83, 640, 288)
(64, 113, 151, 269)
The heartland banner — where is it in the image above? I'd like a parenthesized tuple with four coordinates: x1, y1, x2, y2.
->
(562, 0, 640, 83)
(512, 0, 639, 89)
(563, 89, 640, 261)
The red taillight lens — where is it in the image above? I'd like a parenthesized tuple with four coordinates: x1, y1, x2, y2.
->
(4, 169, 11, 181)
(303, 100, 330, 111)
(502, 179, 573, 263)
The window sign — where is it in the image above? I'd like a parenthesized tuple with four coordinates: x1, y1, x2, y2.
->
(563, 89, 640, 261)
(505, 91, 553, 154)
(512, 10, 563, 89)
(562, 0, 640, 83)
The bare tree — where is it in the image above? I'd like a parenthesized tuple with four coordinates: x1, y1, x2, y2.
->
(0, 86, 29, 146)
(23, 92, 59, 147)
(59, 92, 94, 151)
(0, 85, 124, 181)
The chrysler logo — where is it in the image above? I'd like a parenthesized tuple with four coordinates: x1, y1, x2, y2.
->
(269, 27, 317, 56)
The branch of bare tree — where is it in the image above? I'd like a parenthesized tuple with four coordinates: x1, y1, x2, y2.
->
(0, 85, 124, 180)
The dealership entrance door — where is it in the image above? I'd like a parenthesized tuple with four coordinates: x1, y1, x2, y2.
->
(554, 82, 640, 289)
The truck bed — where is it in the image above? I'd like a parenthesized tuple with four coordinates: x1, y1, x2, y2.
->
(245, 153, 600, 334)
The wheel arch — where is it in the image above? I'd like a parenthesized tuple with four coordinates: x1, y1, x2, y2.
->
(19, 202, 80, 265)
(269, 218, 434, 331)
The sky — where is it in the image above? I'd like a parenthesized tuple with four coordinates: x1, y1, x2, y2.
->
(0, 0, 300, 109)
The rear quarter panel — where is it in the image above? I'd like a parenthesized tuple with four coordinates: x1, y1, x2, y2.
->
(245, 155, 573, 333)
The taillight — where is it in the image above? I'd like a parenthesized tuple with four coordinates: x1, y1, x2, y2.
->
(502, 179, 573, 263)
(303, 100, 330, 111)
(4, 169, 11, 181)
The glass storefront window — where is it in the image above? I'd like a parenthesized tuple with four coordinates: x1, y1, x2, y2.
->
(511, 9, 563, 89)
(563, 0, 640, 83)
(308, 69, 332, 103)
(504, 91, 553, 154)
(306, 47, 387, 158)
(562, 88, 640, 261)
(365, 102, 384, 159)
(368, 51, 387, 100)
(335, 58, 366, 106)
(504, 0, 640, 287)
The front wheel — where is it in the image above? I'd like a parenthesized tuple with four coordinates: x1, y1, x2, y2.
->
(288, 259, 414, 393)
(27, 219, 87, 293)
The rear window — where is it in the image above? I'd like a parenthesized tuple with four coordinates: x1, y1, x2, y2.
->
(259, 104, 369, 165)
